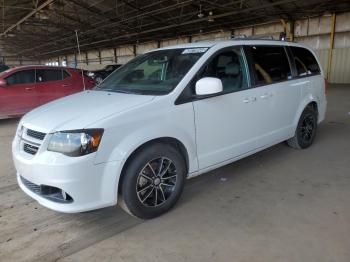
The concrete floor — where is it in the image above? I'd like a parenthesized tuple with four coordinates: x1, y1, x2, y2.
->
(0, 84, 349, 262)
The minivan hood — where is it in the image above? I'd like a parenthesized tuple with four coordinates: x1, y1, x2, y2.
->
(22, 90, 155, 132)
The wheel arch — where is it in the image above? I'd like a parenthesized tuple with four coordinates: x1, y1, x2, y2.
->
(117, 137, 190, 194)
(294, 96, 319, 127)
(308, 101, 318, 115)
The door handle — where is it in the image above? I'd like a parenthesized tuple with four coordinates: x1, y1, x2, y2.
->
(243, 97, 257, 103)
(291, 81, 310, 87)
(243, 98, 251, 103)
(25, 87, 34, 91)
(260, 93, 273, 99)
(62, 84, 71, 87)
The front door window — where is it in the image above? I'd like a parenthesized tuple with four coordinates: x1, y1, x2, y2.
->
(200, 48, 249, 92)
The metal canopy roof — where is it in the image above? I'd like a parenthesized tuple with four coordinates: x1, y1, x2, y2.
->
(0, 0, 349, 60)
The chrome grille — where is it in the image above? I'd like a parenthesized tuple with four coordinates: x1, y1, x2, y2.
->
(23, 143, 39, 155)
(26, 129, 46, 140)
(20, 127, 46, 156)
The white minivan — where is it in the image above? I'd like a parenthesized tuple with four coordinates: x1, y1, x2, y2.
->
(12, 39, 327, 219)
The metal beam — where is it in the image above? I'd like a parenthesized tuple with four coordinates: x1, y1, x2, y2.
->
(4, 0, 349, 59)
(0, 0, 55, 37)
(327, 13, 336, 81)
(23, 0, 300, 57)
(12, 0, 194, 56)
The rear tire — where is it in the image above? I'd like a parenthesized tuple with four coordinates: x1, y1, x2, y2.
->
(287, 106, 318, 149)
(118, 143, 186, 219)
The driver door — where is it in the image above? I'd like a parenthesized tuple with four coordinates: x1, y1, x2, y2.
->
(193, 47, 259, 169)
(0, 69, 38, 116)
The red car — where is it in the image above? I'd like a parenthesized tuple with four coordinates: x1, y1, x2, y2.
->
(0, 65, 95, 119)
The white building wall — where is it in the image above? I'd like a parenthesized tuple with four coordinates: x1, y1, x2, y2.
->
(136, 42, 158, 55)
(160, 37, 189, 47)
(330, 48, 350, 83)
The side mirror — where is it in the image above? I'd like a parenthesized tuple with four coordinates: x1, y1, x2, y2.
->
(0, 79, 7, 87)
(195, 77, 223, 96)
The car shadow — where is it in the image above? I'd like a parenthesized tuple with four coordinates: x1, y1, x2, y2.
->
(0, 118, 19, 127)
(33, 206, 143, 261)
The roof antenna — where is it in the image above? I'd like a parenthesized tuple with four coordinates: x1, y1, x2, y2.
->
(75, 29, 86, 91)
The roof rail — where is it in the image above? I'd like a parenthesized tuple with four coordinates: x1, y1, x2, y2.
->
(193, 36, 230, 43)
(231, 34, 276, 40)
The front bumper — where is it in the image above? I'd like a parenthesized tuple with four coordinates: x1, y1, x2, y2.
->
(12, 132, 122, 213)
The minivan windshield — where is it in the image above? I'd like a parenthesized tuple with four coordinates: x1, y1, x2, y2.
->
(95, 48, 207, 95)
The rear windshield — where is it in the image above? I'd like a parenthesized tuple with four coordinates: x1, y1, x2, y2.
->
(290, 47, 320, 76)
(95, 48, 207, 95)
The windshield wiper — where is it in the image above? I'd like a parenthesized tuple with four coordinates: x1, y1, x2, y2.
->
(96, 87, 138, 94)
(114, 90, 136, 94)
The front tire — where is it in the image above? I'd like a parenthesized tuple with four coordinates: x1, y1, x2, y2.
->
(287, 106, 318, 149)
(119, 143, 186, 219)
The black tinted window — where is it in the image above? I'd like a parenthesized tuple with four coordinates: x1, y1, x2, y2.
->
(6, 70, 35, 85)
(105, 65, 114, 71)
(200, 48, 249, 92)
(249, 46, 291, 85)
(36, 69, 62, 82)
(63, 70, 70, 79)
(290, 47, 320, 76)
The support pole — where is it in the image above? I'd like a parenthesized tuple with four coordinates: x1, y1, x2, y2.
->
(327, 13, 336, 81)
(75, 30, 86, 91)
(280, 19, 293, 41)
(290, 20, 294, 42)
(133, 44, 137, 57)
(113, 47, 117, 63)
(98, 49, 102, 64)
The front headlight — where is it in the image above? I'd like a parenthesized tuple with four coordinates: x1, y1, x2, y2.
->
(87, 72, 94, 77)
(47, 129, 104, 157)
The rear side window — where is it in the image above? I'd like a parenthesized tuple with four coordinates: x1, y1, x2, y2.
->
(249, 46, 292, 85)
(6, 70, 35, 85)
(36, 69, 62, 82)
(290, 47, 320, 76)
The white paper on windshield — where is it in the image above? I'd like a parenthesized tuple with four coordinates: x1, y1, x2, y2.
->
(182, 48, 208, 54)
